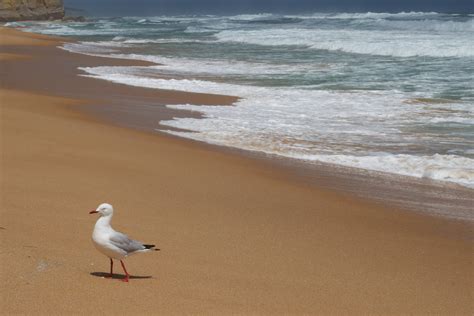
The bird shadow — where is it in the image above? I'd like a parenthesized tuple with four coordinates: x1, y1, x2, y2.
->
(90, 272, 152, 280)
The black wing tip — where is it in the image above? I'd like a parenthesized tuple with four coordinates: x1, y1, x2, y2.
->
(143, 244, 160, 251)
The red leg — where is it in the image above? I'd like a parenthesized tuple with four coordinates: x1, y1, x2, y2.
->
(107, 258, 113, 278)
(120, 260, 130, 282)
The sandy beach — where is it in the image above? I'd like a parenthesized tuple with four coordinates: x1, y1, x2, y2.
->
(0, 27, 473, 315)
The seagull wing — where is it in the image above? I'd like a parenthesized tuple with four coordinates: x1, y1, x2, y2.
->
(109, 231, 146, 254)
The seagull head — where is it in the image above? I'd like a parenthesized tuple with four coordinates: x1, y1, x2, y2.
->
(90, 203, 114, 216)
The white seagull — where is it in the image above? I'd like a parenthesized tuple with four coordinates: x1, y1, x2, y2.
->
(89, 203, 159, 282)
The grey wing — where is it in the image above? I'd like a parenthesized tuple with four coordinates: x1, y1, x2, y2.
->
(109, 231, 146, 254)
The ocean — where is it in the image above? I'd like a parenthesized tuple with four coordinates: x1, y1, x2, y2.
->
(9, 12, 474, 188)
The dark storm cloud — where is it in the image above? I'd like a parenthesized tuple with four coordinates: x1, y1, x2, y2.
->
(64, 0, 473, 16)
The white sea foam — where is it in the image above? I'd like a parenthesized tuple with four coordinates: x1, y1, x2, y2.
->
(62, 38, 212, 55)
(61, 42, 122, 54)
(323, 11, 440, 19)
(78, 66, 474, 188)
(228, 13, 275, 21)
(60, 40, 341, 75)
(120, 38, 209, 44)
(163, 129, 474, 188)
(14, 13, 473, 59)
(215, 28, 474, 57)
(146, 15, 218, 23)
(305, 154, 474, 188)
(19, 14, 473, 189)
(102, 54, 339, 75)
(61, 42, 120, 54)
(4, 21, 23, 27)
(373, 19, 474, 32)
(22, 24, 122, 36)
(231, 12, 440, 21)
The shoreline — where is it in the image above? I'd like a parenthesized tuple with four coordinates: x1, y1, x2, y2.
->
(1, 27, 473, 314)
(2, 27, 473, 221)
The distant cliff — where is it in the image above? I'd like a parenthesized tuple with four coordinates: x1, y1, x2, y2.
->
(0, 0, 64, 22)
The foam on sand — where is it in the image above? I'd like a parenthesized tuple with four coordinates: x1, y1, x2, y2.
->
(78, 66, 474, 188)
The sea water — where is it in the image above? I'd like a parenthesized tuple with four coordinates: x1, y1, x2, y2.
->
(10, 12, 474, 188)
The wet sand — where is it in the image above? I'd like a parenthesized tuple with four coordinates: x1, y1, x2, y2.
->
(1, 27, 473, 315)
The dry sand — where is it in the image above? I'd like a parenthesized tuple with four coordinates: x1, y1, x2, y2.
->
(1, 27, 473, 315)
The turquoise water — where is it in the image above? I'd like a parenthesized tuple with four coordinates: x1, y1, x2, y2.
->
(10, 12, 474, 187)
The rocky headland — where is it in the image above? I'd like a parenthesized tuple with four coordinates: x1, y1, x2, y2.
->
(0, 0, 64, 22)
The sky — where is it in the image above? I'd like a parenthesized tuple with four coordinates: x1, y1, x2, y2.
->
(64, 0, 473, 16)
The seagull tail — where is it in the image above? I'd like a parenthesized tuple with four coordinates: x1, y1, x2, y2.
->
(144, 244, 160, 251)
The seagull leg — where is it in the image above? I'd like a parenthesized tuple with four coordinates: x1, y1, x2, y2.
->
(120, 260, 130, 282)
(108, 258, 113, 278)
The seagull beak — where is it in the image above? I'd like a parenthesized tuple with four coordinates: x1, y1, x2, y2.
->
(89, 210, 99, 214)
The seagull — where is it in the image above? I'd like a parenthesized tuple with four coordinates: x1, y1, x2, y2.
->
(89, 203, 159, 282)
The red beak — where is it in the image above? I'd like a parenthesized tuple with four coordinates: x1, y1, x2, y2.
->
(89, 210, 98, 214)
